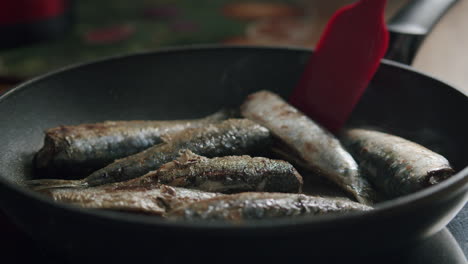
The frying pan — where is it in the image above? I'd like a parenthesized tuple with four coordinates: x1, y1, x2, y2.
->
(0, 0, 466, 262)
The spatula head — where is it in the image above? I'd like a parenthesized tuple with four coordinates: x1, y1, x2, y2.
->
(290, 0, 389, 133)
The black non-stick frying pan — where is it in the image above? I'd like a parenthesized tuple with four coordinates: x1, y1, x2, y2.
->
(0, 0, 466, 262)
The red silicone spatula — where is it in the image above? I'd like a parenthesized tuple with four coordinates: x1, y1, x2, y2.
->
(289, 0, 389, 133)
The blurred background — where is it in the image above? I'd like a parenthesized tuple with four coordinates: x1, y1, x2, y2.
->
(1, 0, 466, 95)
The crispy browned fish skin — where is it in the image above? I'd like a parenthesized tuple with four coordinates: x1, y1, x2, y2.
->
(341, 128, 455, 198)
(167, 192, 372, 222)
(27, 119, 272, 189)
(240, 90, 376, 205)
(144, 149, 303, 193)
(35, 109, 235, 178)
(43, 184, 221, 215)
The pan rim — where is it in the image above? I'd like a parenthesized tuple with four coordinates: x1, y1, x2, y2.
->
(0, 44, 466, 230)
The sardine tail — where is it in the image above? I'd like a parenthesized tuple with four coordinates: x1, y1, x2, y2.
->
(24, 179, 88, 191)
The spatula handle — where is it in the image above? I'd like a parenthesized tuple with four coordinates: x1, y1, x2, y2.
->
(385, 0, 459, 65)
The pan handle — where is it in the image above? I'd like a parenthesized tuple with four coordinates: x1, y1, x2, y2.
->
(385, 0, 459, 65)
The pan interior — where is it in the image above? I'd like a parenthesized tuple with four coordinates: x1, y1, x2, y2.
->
(0, 47, 466, 203)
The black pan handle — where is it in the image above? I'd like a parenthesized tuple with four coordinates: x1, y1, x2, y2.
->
(385, 0, 459, 65)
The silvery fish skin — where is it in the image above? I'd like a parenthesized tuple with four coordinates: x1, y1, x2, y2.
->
(147, 149, 303, 193)
(240, 90, 376, 205)
(167, 192, 372, 222)
(27, 119, 272, 189)
(43, 184, 221, 215)
(35, 109, 235, 178)
(341, 128, 455, 198)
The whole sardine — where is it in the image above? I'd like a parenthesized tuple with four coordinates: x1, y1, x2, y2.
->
(167, 192, 372, 222)
(341, 128, 455, 198)
(27, 119, 272, 189)
(143, 149, 303, 193)
(240, 90, 376, 205)
(35, 109, 235, 178)
(43, 184, 221, 215)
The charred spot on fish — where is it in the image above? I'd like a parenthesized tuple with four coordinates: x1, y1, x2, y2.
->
(83, 124, 100, 129)
(55, 125, 72, 134)
(272, 103, 287, 111)
(248, 112, 264, 121)
(161, 185, 177, 196)
(277, 109, 296, 117)
(304, 142, 317, 153)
